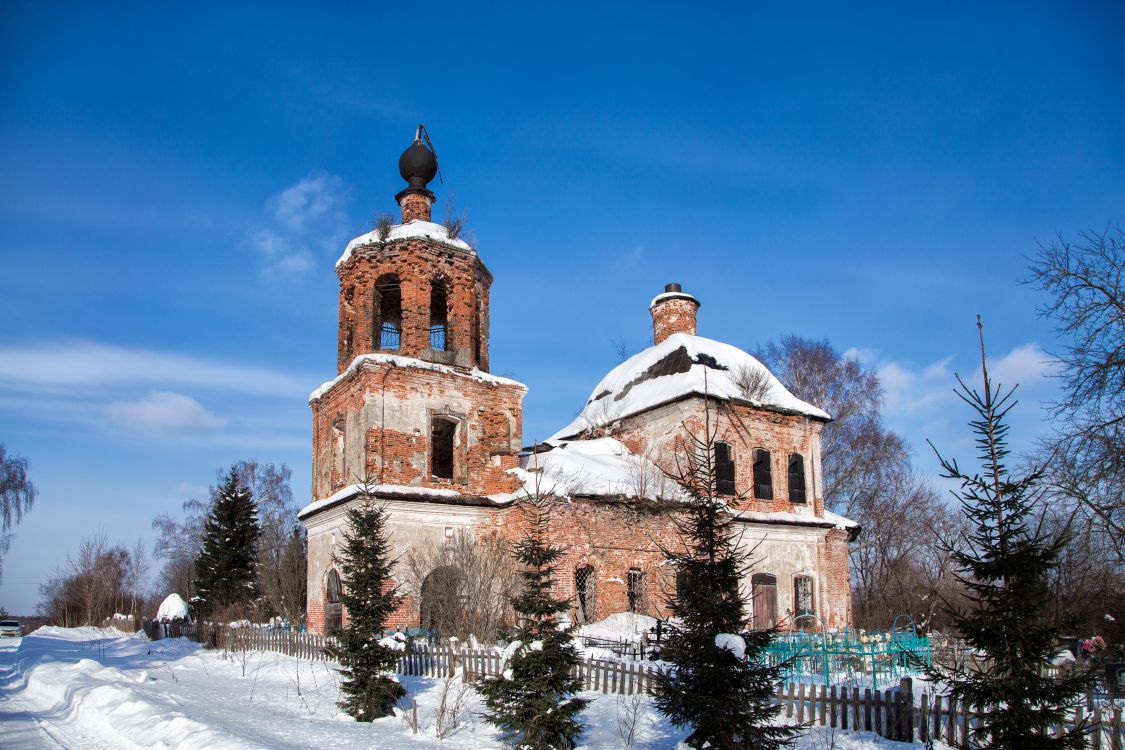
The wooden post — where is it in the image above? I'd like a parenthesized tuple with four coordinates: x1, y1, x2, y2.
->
(874, 690, 883, 737)
(819, 685, 826, 726)
(1092, 707, 1103, 750)
(900, 677, 913, 741)
(920, 696, 930, 744)
(852, 687, 861, 731)
(864, 688, 872, 732)
(933, 694, 942, 743)
(1111, 708, 1122, 750)
(960, 702, 970, 750)
(786, 683, 796, 719)
(797, 683, 806, 723)
(830, 685, 839, 729)
(411, 699, 418, 735)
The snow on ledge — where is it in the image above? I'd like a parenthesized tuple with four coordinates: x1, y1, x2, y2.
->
(732, 507, 859, 530)
(309, 352, 527, 403)
(649, 290, 699, 309)
(298, 482, 466, 519)
(336, 219, 473, 268)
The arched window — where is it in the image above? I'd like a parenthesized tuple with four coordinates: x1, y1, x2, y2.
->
(471, 297, 483, 366)
(788, 454, 806, 503)
(575, 565, 596, 624)
(714, 441, 735, 495)
(753, 449, 773, 500)
(373, 274, 401, 350)
(431, 417, 456, 480)
(794, 575, 815, 619)
(326, 569, 343, 635)
(332, 415, 346, 485)
(429, 278, 449, 351)
(626, 568, 646, 613)
(751, 573, 777, 630)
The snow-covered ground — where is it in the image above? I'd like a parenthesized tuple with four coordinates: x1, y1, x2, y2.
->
(0, 626, 949, 749)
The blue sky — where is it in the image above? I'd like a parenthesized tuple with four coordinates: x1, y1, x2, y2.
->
(1, 1, 1122, 613)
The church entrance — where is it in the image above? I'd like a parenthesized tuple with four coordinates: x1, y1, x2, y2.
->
(420, 565, 466, 637)
(751, 573, 777, 630)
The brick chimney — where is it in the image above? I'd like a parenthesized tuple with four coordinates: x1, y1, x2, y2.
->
(398, 191, 433, 223)
(650, 283, 700, 345)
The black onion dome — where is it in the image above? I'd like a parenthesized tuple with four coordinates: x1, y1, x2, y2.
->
(398, 138, 438, 190)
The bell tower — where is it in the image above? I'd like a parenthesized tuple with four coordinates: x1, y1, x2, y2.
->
(309, 127, 525, 500)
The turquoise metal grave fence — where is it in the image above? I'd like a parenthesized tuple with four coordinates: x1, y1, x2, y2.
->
(761, 628, 932, 691)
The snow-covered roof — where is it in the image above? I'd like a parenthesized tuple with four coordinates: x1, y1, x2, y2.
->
(503, 438, 688, 502)
(548, 333, 830, 440)
(157, 593, 190, 621)
(336, 219, 473, 269)
(298, 481, 492, 519)
(309, 352, 527, 403)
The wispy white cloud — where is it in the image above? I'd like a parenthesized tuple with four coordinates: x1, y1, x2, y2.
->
(865, 341, 1061, 470)
(0, 340, 310, 399)
(269, 172, 348, 232)
(107, 391, 225, 433)
(246, 172, 352, 278)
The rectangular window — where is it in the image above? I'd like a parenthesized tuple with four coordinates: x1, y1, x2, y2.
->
(794, 575, 815, 618)
(753, 449, 773, 500)
(626, 568, 645, 613)
(431, 418, 456, 480)
(715, 442, 735, 495)
(788, 454, 807, 503)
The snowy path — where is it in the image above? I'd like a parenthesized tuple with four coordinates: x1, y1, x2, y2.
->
(0, 637, 117, 748)
(0, 627, 936, 749)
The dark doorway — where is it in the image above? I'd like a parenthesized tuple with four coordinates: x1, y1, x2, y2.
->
(420, 565, 465, 636)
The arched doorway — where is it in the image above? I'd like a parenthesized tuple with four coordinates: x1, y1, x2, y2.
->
(420, 565, 465, 637)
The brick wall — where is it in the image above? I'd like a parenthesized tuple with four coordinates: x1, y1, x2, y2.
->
(336, 237, 493, 373)
(310, 359, 525, 498)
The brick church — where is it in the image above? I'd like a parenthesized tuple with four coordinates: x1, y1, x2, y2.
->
(300, 130, 857, 636)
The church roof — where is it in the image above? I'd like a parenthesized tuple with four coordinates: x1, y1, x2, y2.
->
(548, 333, 830, 440)
(336, 219, 474, 269)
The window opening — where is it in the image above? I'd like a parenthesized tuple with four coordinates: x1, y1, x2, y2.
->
(715, 441, 735, 495)
(332, 416, 346, 485)
(429, 280, 449, 351)
(753, 449, 773, 500)
(431, 418, 456, 480)
(575, 565, 596, 623)
(374, 275, 401, 350)
(788, 454, 807, 503)
(326, 569, 343, 634)
(794, 575, 815, 618)
(471, 297, 482, 366)
(626, 568, 645, 613)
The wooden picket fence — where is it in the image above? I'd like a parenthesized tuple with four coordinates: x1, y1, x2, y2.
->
(143, 619, 334, 661)
(144, 625, 1124, 748)
(771, 680, 1123, 749)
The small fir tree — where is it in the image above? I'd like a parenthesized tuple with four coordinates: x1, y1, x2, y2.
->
(653, 407, 798, 750)
(478, 484, 588, 749)
(926, 318, 1091, 750)
(324, 478, 406, 720)
(193, 468, 260, 617)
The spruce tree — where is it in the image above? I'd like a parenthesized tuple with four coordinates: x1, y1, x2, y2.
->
(193, 467, 260, 618)
(324, 479, 406, 720)
(926, 319, 1091, 750)
(478, 486, 588, 749)
(653, 411, 798, 750)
